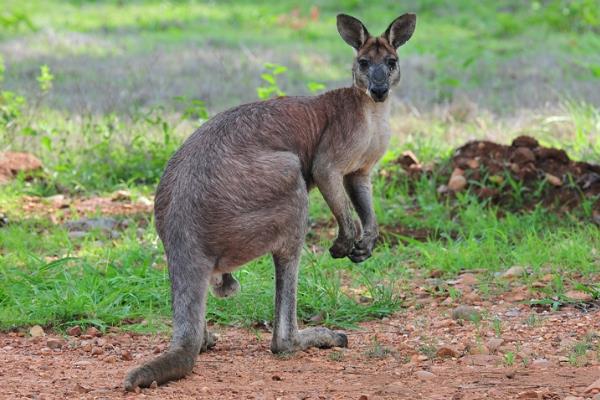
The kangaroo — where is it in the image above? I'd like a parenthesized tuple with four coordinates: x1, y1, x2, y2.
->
(124, 12, 416, 391)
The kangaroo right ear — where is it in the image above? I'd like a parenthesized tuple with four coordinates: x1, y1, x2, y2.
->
(337, 14, 370, 50)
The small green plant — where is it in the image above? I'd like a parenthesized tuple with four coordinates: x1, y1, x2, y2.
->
(37, 65, 54, 94)
(504, 351, 515, 366)
(525, 313, 541, 327)
(418, 343, 437, 360)
(569, 340, 592, 366)
(256, 63, 287, 100)
(492, 317, 502, 337)
(328, 350, 344, 362)
(447, 286, 462, 301)
(366, 336, 393, 359)
(174, 96, 209, 123)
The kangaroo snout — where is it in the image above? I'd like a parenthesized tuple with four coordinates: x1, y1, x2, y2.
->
(369, 84, 389, 102)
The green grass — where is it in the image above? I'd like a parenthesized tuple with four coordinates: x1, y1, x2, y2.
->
(1, 149, 598, 333)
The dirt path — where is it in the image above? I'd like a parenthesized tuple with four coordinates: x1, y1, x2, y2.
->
(2, 299, 599, 400)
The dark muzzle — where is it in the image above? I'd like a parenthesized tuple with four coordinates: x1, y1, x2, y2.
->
(368, 65, 389, 102)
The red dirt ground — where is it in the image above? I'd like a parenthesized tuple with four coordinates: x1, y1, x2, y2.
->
(2, 294, 599, 400)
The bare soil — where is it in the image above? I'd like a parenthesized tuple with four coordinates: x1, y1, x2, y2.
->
(2, 292, 599, 400)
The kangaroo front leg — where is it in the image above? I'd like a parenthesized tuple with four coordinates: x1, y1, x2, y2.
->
(313, 168, 357, 259)
(270, 251, 348, 353)
(344, 171, 378, 263)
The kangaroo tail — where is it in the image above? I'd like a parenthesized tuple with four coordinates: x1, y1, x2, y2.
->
(124, 238, 210, 391)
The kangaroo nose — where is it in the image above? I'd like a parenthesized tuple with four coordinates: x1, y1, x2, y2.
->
(370, 85, 389, 101)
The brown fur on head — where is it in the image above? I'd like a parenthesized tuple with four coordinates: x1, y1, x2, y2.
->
(336, 13, 416, 102)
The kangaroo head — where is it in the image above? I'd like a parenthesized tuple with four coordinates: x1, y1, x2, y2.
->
(337, 13, 416, 102)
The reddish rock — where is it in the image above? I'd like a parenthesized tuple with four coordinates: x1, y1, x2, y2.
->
(510, 147, 536, 165)
(0, 152, 43, 183)
(66, 326, 82, 337)
(436, 346, 459, 358)
(85, 327, 101, 337)
(46, 338, 65, 349)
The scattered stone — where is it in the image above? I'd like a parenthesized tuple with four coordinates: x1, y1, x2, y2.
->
(46, 338, 65, 349)
(531, 358, 550, 368)
(451, 305, 481, 321)
(137, 196, 153, 206)
(91, 346, 104, 356)
(46, 194, 67, 208)
(584, 377, 600, 394)
(504, 308, 521, 318)
(436, 346, 459, 358)
(121, 350, 133, 361)
(149, 380, 158, 389)
(516, 390, 542, 399)
(467, 344, 489, 355)
(510, 146, 536, 165)
(458, 273, 478, 286)
(415, 370, 435, 380)
(66, 326, 82, 336)
(500, 266, 526, 280)
(436, 184, 449, 194)
(466, 159, 479, 169)
(564, 290, 593, 302)
(86, 327, 101, 337)
(29, 325, 45, 337)
(486, 338, 504, 354)
(448, 169, 467, 192)
(64, 218, 118, 233)
(74, 383, 92, 394)
(271, 375, 283, 381)
(104, 355, 117, 363)
(396, 150, 420, 170)
(153, 345, 164, 354)
(545, 173, 562, 186)
(111, 189, 131, 201)
(74, 360, 92, 368)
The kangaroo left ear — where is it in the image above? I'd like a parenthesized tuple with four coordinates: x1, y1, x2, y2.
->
(384, 13, 416, 49)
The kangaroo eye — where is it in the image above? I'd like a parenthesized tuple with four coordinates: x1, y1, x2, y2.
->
(358, 59, 369, 69)
(387, 59, 397, 69)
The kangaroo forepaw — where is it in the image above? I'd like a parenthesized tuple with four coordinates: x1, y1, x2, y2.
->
(348, 233, 378, 263)
(329, 236, 354, 259)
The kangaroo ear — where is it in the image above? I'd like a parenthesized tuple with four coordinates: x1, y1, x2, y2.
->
(384, 13, 416, 49)
(337, 14, 370, 50)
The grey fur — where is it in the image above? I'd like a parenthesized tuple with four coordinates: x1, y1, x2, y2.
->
(123, 12, 416, 391)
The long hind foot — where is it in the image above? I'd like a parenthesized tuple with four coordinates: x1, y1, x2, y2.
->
(271, 327, 348, 354)
(210, 273, 240, 298)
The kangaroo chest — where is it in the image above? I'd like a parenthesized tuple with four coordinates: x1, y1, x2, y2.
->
(356, 101, 392, 171)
